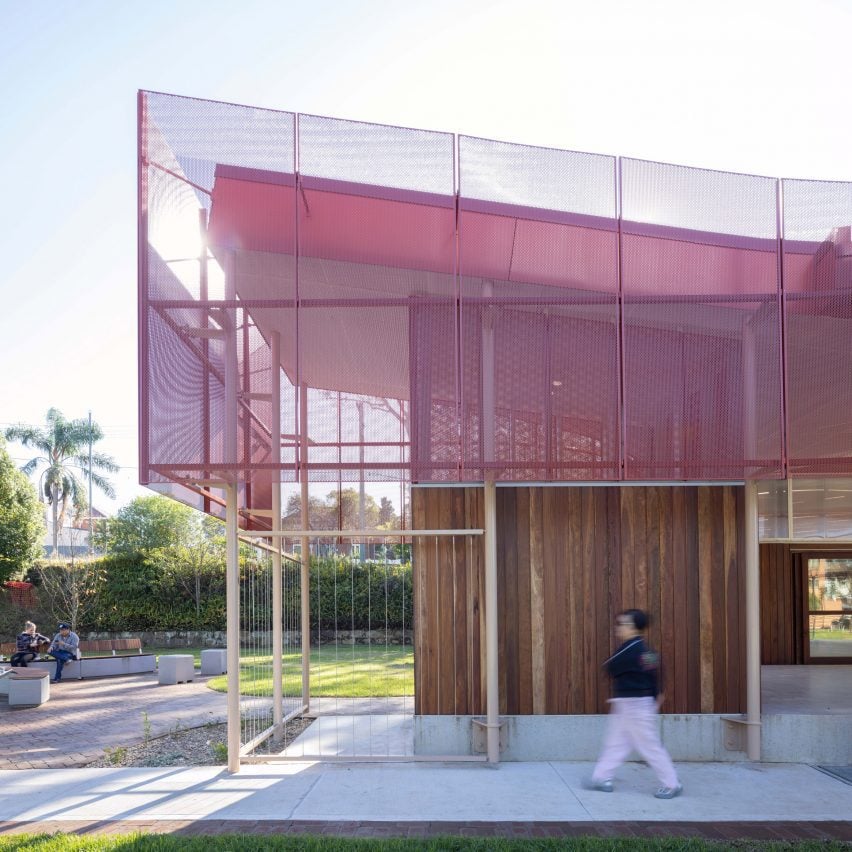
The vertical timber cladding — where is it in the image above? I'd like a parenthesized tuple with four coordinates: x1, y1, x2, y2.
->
(758, 544, 807, 665)
(412, 485, 746, 715)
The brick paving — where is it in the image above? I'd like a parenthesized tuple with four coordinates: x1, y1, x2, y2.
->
(0, 818, 851, 840)
(0, 672, 227, 769)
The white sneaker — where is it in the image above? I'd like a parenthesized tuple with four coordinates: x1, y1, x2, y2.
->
(654, 784, 683, 799)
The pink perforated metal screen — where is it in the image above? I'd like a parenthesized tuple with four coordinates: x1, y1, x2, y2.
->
(782, 179, 852, 476)
(139, 91, 852, 516)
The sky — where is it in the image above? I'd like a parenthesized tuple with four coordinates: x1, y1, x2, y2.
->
(1, 0, 851, 514)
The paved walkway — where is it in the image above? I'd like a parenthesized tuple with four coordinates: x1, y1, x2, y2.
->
(0, 672, 227, 769)
(1, 674, 851, 839)
(0, 762, 849, 839)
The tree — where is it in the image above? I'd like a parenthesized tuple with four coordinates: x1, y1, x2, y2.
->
(5, 409, 118, 557)
(165, 514, 226, 622)
(283, 488, 381, 529)
(378, 496, 398, 528)
(0, 437, 45, 582)
(95, 494, 196, 555)
(96, 494, 226, 629)
(37, 546, 106, 632)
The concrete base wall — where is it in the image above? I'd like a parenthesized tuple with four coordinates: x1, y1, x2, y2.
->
(415, 714, 852, 764)
(29, 655, 156, 679)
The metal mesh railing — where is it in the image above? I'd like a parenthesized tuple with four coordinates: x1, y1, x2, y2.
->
(233, 530, 483, 761)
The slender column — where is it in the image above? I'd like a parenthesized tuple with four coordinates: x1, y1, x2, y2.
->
(744, 480, 761, 760)
(224, 249, 241, 773)
(481, 281, 495, 468)
(225, 483, 241, 773)
(270, 331, 283, 736)
(300, 380, 311, 709)
(484, 480, 499, 764)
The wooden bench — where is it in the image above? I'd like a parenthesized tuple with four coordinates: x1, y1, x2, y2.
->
(1, 638, 156, 679)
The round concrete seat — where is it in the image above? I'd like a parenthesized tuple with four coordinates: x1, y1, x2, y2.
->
(200, 649, 227, 675)
(158, 654, 195, 685)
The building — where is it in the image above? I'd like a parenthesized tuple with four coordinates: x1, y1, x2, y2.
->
(138, 91, 852, 771)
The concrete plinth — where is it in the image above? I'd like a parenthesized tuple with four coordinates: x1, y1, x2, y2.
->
(414, 712, 852, 764)
(158, 655, 195, 685)
(200, 649, 227, 675)
(9, 670, 50, 707)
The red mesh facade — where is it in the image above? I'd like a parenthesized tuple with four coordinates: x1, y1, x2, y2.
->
(139, 91, 852, 515)
(782, 179, 852, 475)
(458, 136, 619, 481)
(620, 159, 783, 480)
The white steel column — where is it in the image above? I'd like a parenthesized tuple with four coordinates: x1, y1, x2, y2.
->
(270, 331, 283, 737)
(481, 281, 495, 466)
(225, 483, 241, 773)
(484, 479, 500, 764)
(224, 249, 241, 773)
(744, 479, 761, 760)
(481, 280, 499, 764)
(300, 380, 311, 710)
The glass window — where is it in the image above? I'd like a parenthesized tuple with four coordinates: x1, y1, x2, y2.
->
(807, 558, 852, 659)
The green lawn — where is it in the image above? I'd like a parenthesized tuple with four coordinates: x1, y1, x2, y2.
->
(810, 629, 852, 640)
(207, 644, 413, 698)
(1, 836, 847, 851)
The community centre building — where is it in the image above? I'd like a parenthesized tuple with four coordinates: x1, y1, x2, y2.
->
(138, 90, 852, 770)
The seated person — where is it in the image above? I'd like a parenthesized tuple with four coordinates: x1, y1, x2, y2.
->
(11, 621, 51, 667)
(47, 622, 80, 682)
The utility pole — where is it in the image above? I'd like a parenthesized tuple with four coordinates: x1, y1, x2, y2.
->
(88, 410, 94, 557)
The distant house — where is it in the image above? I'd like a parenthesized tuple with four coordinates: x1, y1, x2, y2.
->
(43, 507, 108, 558)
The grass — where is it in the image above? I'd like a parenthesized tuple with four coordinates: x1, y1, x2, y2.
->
(1, 837, 848, 851)
(207, 644, 413, 698)
(810, 630, 852, 640)
(75, 644, 414, 698)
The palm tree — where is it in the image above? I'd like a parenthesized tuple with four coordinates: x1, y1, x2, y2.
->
(5, 408, 119, 557)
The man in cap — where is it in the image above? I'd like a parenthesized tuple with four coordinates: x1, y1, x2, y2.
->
(47, 622, 80, 683)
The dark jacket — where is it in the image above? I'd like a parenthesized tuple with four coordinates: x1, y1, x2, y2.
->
(15, 632, 49, 652)
(604, 637, 661, 698)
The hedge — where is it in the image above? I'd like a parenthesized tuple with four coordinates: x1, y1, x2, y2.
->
(11, 555, 413, 635)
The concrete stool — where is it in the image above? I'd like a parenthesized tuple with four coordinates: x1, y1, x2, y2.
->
(158, 654, 195, 685)
(9, 669, 50, 706)
(200, 649, 227, 675)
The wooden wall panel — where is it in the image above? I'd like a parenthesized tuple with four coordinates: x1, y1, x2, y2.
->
(759, 543, 802, 665)
(413, 485, 746, 715)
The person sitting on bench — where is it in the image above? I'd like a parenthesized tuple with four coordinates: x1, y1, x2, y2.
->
(11, 621, 50, 667)
(47, 622, 80, 682)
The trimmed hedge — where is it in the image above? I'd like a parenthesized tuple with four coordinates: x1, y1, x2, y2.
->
(11, 555, 412, 635)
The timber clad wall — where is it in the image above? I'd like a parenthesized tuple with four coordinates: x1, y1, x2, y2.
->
(759, 543, 802, 664)
(413, 485, 746, 716)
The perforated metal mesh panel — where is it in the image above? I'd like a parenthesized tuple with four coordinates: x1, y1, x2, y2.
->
(782, 179, 852, 476)
(140, 91, 852, 505)
(297, 114, 456, 483)
(458, 136, 619, 481)
(140, 92, 297, 524)
(620, 159, 783, 479)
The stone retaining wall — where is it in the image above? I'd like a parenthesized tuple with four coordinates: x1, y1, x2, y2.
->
(83, 629, 411, 647)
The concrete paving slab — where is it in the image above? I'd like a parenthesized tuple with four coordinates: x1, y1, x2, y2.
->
(294, 761, 588, 821)
(0, 761, 849, 826)
(281, 714, 413, 757)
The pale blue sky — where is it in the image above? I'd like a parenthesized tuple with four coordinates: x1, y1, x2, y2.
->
(1, 0, 850, 511)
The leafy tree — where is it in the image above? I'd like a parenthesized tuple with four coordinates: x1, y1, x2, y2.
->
(0, 437, 45, 582)
(283, 488, 381, 529)
(37, 556, 106, 632)
(5, 409, 118, 557)
(378, 496, 398, 528)
(96, 494, 195, 556)
(162, 514, 226, 622)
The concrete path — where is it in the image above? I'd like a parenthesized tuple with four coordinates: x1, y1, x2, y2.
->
(0, 761, 849, 831)
(0, 672, 227, 769)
